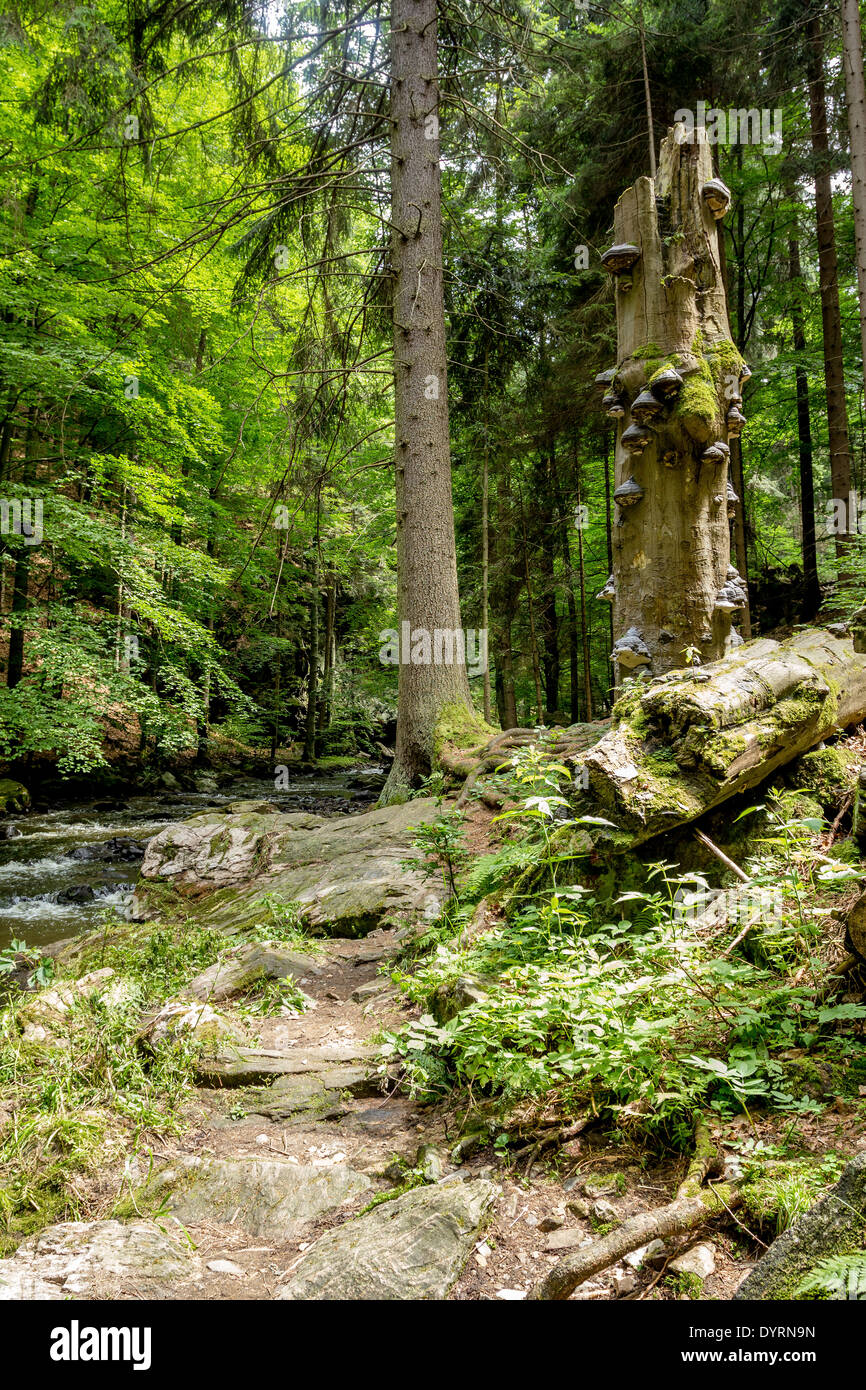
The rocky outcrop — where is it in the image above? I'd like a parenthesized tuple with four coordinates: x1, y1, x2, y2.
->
(140, 1156, 372, 1240)
(0, 1220, 201, 1299)
(735, 1154, 866, 1300)
(139, 797, 445, 937)
(276, 1178, 498, 1300)
(183, 941, 324, 1003)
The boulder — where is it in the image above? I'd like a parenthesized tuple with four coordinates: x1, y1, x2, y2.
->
(194, 1041, 379, 1087)
(144, 1157, 371, 1240)
(276, 1178, 498, 1300)
(184, 941, 323, 1003)
(139, 798, 445, 937)
(0, 1220, 201, 1298)
(0, 780, 29, 817)
(139, 1000, 245, 1049)
(735, 1154, 866, 1300)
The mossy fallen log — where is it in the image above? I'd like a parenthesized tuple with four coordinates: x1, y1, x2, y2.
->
(580, 628, 866, 847)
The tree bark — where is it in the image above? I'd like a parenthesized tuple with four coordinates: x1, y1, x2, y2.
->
(788, 209, 821, 618)
(582, 628, 866, 846)
(807, 16, 852, 564)
(383, 0, 477, 799)
(605, 125, 744, 681)
(842, 0, 866, 405)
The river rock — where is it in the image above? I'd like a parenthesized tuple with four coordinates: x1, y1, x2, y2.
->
(669, 1242, 716, 1279)
(184, 942, 323, 1003)
(0, 1220, 201, 1297)
(276, 1178, 498, 1300)
(139, 1000, 245, 1048)
(145, 1157, 371, 1239)
(0, 780, 29, 817)
(69, 837, 147, 863)
(17, 968, 135, 1047)
(140, 797, 445, 937)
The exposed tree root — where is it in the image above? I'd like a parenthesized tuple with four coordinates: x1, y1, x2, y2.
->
(527, 1120, 738, 1300)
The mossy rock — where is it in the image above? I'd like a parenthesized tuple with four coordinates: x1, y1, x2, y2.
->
(785, 745, 858, 813)
(0, 780, 30, 817)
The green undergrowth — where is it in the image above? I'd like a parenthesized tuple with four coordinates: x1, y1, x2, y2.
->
(381, 745, 866, 1149)
(0, 898, 315, 1251)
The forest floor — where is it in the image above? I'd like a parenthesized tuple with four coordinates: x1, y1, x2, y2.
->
(4, 739, 866, 1301)
(4, 905, 866, 1301)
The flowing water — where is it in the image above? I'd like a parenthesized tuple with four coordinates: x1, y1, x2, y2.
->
(0, 769, 383, 951)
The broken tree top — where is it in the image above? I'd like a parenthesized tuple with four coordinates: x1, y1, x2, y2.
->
(597, 125, 749, 680)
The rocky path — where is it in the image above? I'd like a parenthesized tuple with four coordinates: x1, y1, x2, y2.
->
(0, 918, 776, 1302)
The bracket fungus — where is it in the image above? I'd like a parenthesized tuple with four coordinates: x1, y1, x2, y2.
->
(726, 479, 739, 517)
(594, 367, 618, 390)
(603, 389, 626, 419)
(601, 243, 641, 274)
(631, 389, 664, 424)
(648, 366, 684, 402)
(727, 406, 746, 437)
(611, 627, 652, 668)
(596, 575, 616, 602)
(614, 475, 645, 507)
(701, 440, 730, 465)
(621, 422, 652, 454)
(701, 178, 731, 219)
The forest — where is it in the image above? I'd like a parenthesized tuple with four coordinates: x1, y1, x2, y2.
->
(3, 0, 866, 1328)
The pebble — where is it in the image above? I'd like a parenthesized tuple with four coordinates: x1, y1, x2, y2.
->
(207, 1259, 244, 1276)
(496, 1289, 526, 1300)
(670, 1243, 716, 1280)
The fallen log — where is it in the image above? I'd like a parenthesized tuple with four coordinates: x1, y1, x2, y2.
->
(579, 628, 866, 847)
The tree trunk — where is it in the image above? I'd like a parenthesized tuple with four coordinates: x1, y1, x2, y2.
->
(536, 446, 559, 716)
(382, 0, 477, 799)
(481, 347, 492, 724)
(302, 504, 320, 765)
(604, 124, 744, 682)
(842, 0, 866, 404)
(552, 441, 580, 722)
(788, 212, 821, 618)
(726, 156, 751, 637)
(807, 17, 852, 564)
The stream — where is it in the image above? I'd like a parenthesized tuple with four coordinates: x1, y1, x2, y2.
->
(0, 769, 384, 951)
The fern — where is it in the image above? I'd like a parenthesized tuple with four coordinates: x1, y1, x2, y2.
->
(796, 1253, 866, 1300)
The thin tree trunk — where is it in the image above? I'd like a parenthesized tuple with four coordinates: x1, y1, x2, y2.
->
(518, 486, 544, 723)
(576, 473, 593, 721)
(383, 0, 476, 799)
(303, 493, 321, 764)
(318, 576, 336, 733)
(481, 349, 492, 724)
(842, 0, 866, 403)
(638, 1, 656, 179)
(552, 440, 580, 721)
(788, 209, 821, 618)
(807, 16, 852, 566)
(725, 151, 752, 637)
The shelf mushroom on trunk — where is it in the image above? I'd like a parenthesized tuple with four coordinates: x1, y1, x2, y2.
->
(599, 124, 748, 685)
